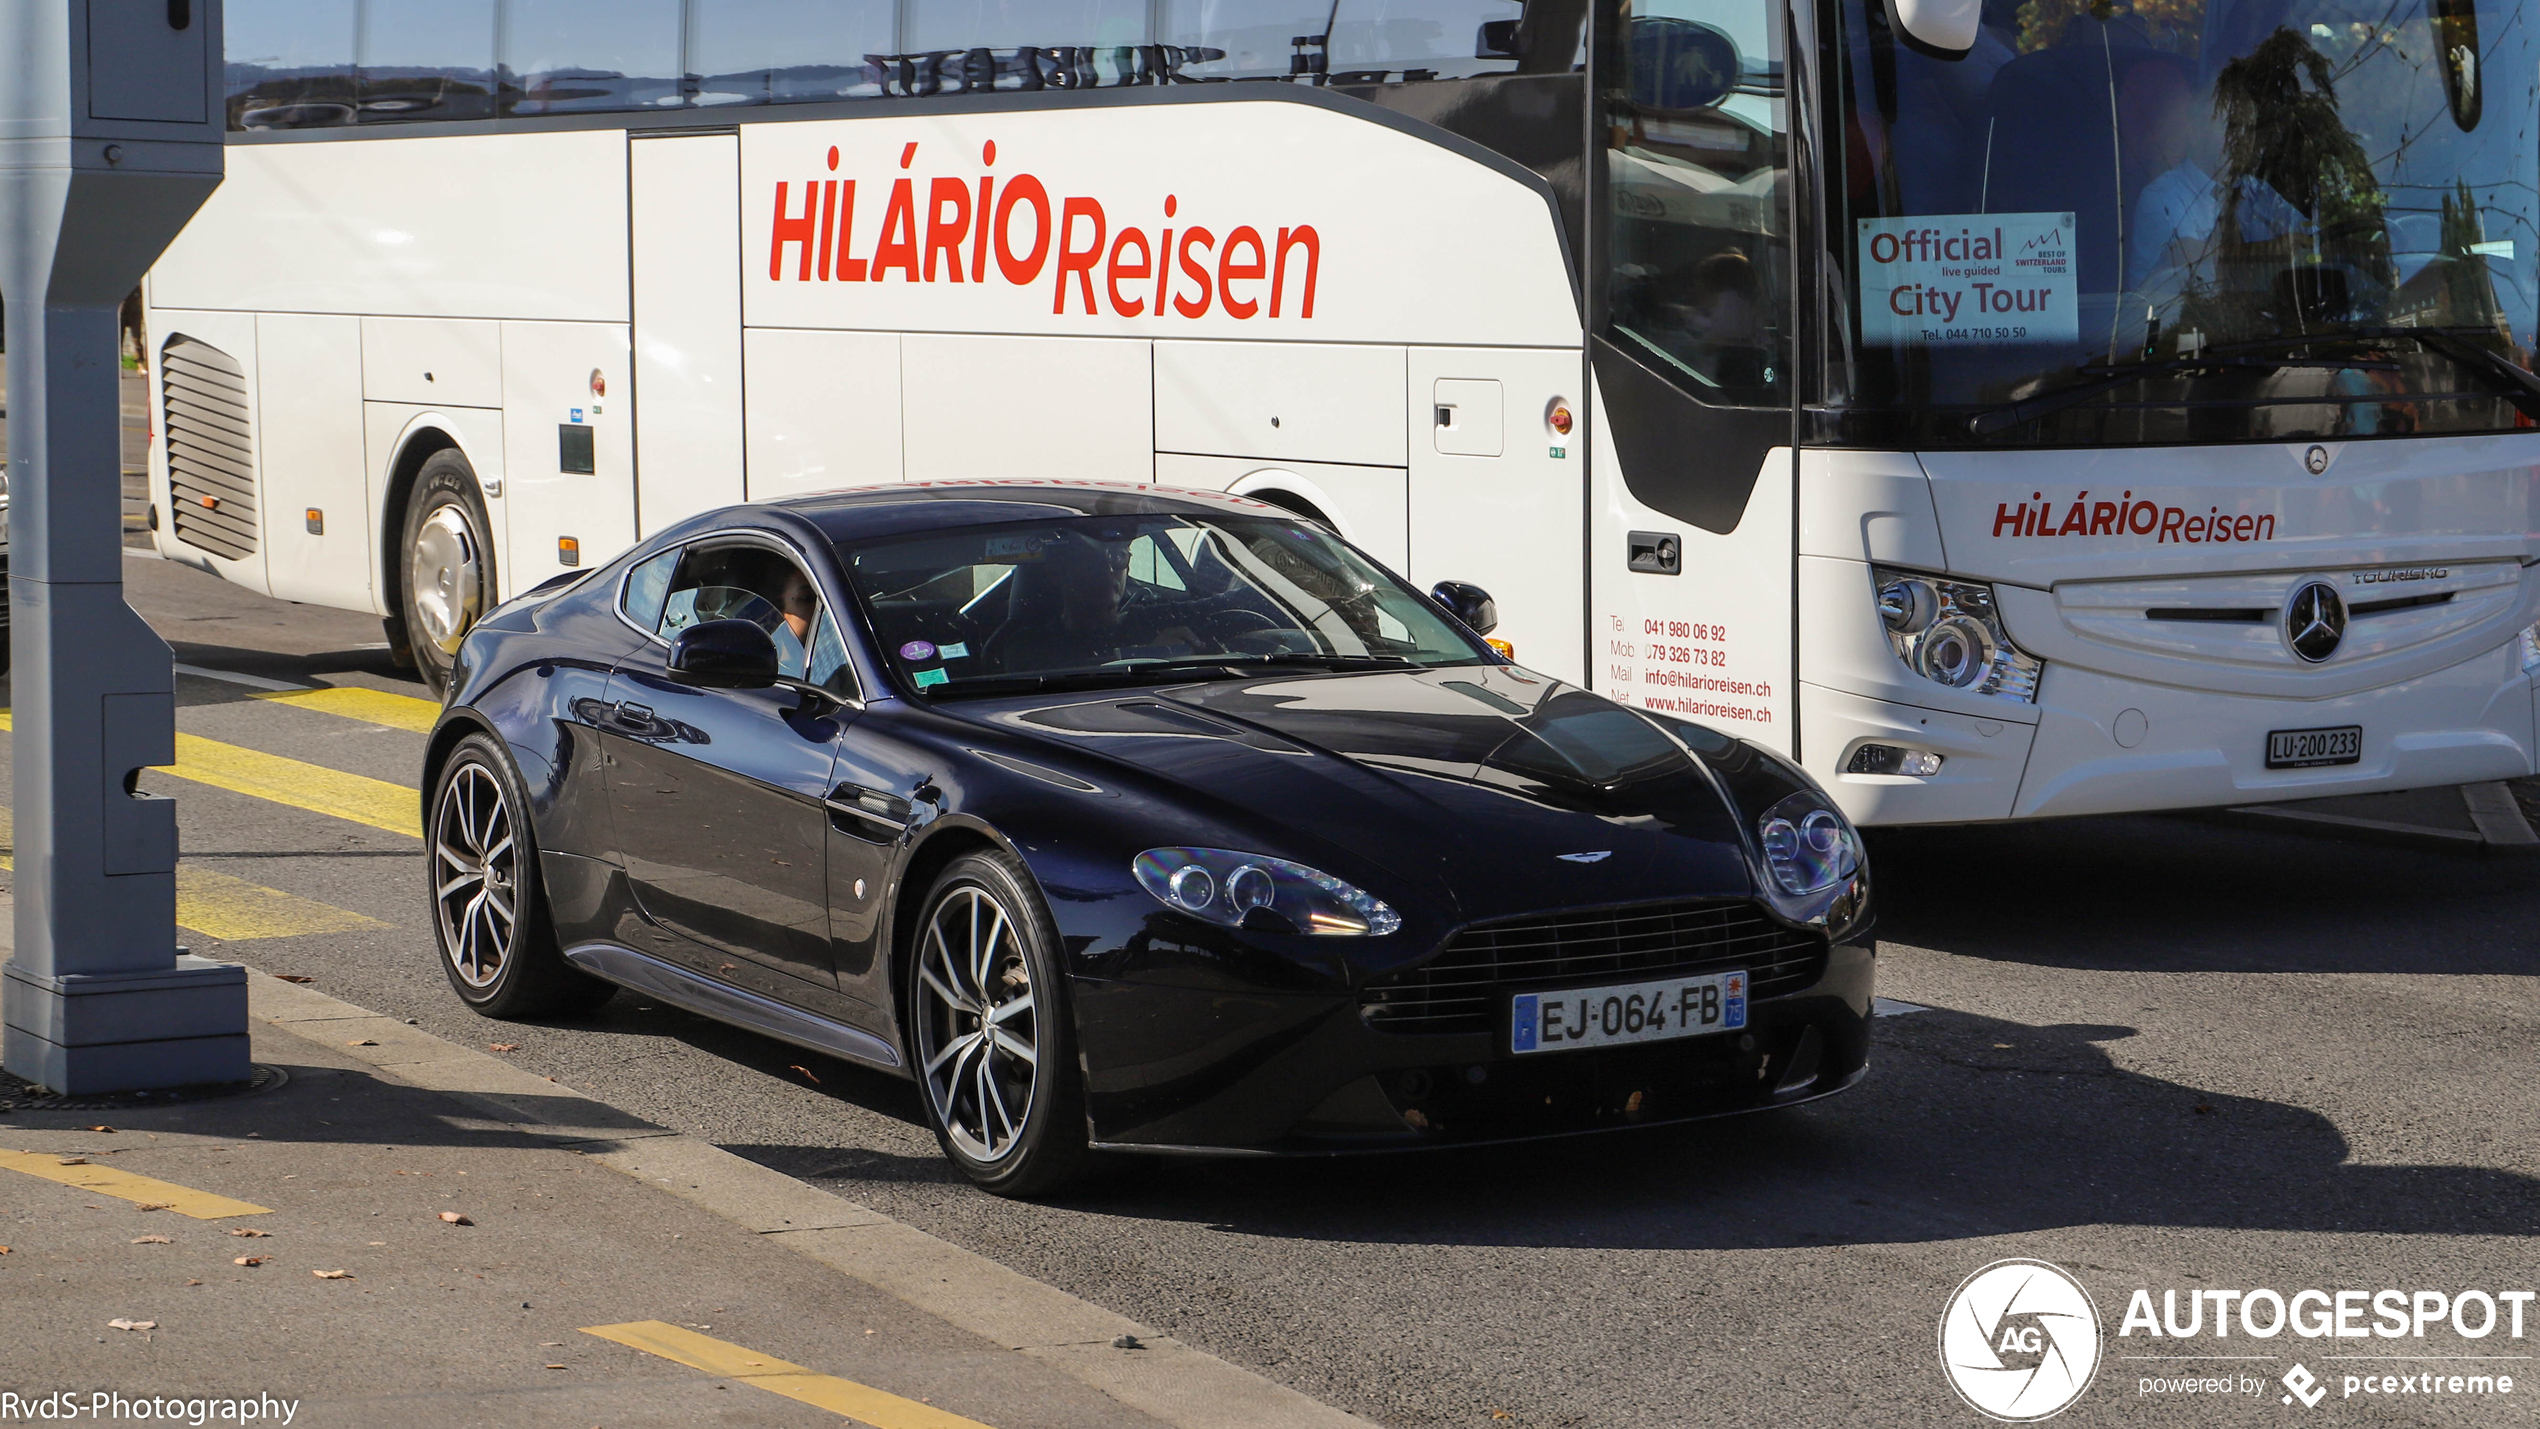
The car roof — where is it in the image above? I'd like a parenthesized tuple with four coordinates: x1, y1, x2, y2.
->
(769, 480, 1296, 544)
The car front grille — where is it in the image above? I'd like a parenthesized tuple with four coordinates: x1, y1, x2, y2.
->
(161, 335, 259, 562)
(1360, 900, 1827, 1036)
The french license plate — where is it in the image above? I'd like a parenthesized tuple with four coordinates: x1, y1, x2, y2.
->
(1510, 970, 1746, 1055)
(2266, 725, 2362, 769)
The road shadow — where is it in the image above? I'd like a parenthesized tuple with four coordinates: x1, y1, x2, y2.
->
(1867, 813, 2540, 975)
(168, 639, 422, 693)
(965, 1006, 2540, 1250)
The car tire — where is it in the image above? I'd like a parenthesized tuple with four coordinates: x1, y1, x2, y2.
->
(400, 449, 497, 697)
(428, 731, 614, 1019)
(907, 849, 1094, 1198)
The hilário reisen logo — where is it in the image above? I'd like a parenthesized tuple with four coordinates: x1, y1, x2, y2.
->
(1940, 1259, 2104, 1421)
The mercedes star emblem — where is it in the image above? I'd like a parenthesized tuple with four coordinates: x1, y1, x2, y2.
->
(2285, 581, 2346, 662)
(2304, 444, 2331, 475)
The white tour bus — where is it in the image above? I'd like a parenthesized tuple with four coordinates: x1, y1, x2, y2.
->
(150, 0, 2540, 824)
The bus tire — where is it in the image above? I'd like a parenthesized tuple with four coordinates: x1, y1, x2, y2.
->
(399, 449, 497, 697)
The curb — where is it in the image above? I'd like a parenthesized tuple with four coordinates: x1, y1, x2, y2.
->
(247, 971, 1374, 1429)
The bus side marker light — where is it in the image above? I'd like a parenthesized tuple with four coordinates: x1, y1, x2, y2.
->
(305, 508, 323, 535)
(558, 537, 581, 568)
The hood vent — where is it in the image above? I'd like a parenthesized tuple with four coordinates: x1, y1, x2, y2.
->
(161, 335, 258, 562)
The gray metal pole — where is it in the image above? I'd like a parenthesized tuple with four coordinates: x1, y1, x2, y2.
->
(0, 1, 242, 1093)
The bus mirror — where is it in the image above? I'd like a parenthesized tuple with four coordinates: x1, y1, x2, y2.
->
(1626, 19, 1738, 113)
(1884, 0, 1980, 57)
(1476, 18, 1521, 58)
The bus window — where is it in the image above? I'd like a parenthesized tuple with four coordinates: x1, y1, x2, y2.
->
(225, 0, 356, 129)
(356, 0, 497, 125)
(1598, 0, 1791, 406)
(501, 0, 683, 115)
(687, 0, 894, 106)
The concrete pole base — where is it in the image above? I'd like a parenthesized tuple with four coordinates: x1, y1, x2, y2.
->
(1, 956, 249, 1093)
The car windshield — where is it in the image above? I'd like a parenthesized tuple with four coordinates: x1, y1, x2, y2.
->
(1828, 0, 2540, 443)
(842, 513, 1490, 696)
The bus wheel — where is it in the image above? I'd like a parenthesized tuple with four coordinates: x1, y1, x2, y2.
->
(400, 449, 497, 697)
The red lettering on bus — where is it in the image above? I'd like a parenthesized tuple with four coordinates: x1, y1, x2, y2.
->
(1993, 502, 2024, 537)
(1107, 228, 1152, 316)
(1218, 226, 1265, 319)
(871, 178, 921, 282)
(995, 175, 1051, 284)
(817, 180, 838, 281)
(833, 180, 866, 281)
(769, 180, 820, 281)
(1054, 197, 1107, 314)
(970, 175, 994, 282)
(1153, 224, 1173, 315)
(924, 177, 971, 282)
(1272, 226, 1319, 318)
(1175, 227, 1216, 318)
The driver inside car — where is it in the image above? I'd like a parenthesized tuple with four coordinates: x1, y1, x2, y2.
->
(986, 527, 1203, 674)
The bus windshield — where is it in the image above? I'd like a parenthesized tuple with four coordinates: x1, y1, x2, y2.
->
(1829, 0, 2540, 444)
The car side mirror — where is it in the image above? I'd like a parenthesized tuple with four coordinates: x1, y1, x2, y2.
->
(1431, 580, 1498, 636)
(667, 618, 781, 689)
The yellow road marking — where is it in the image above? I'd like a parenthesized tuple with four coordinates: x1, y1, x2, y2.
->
(0, 1149, 272, 1219)
(253, 686, 442, 734)
(582, 1321, 997, 1429)
(0, 712, 423, 839)
(0, 806, 391, 941)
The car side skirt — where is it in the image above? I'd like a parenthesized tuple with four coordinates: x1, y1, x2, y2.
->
(562, 940, 907, 1075)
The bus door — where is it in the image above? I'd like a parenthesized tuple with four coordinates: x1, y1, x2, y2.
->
(630, 132, 747, 533)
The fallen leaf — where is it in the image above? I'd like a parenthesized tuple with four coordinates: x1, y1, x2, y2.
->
(489, 1043, 520, 1053)
(788, 1065, 820, 1084)
(539, 1342, 563, 1348)
(272, 975, 314, 983)
(544, 1364, 566, 1370)
(89, 1125, 114, 1134)
(347, 1038, 378, 1047)
(226, 1229, 269, 1238)
(106, 1319, 155, 1332)
(368, 1241, 384, 1246)
(133, 1203, 172, 1213)
(232, 1256, 265, 1267)
(2193, 1104, 2216, 1115)
(130, 1235, 171, 1245)
(55, 1157, 87, 1166)
(312, 1269, 352, 1279)
(183, 1279, 201, 1286)
(0, 1246, 12, 1254)
(438, 1212, 473, 1225)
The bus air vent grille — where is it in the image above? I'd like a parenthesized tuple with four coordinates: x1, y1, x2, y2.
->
(1359, 900, 1825, 1036)
(161, 336, 258, 562)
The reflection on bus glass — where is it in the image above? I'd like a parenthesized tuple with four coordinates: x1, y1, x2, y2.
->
(1831, 0, 2540, 443)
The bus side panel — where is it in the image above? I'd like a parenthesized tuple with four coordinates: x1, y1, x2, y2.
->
(148, 308, 271, 596)
(900, 335, 1151, 482)
(1406, 347, 1585, 687)
(151, 132, 630, 324)
(742, 328, 903, 498)
(631, 134, 746, 535)
(1152, 453, 1410, 573)
(1587, 378, 1792, 753)
(255, 313, 370, 609)
(501, 322, 634, 588)
(1154, 341, 1406, 467)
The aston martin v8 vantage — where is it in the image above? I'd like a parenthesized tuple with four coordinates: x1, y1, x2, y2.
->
(422, 482, 1875, 1194)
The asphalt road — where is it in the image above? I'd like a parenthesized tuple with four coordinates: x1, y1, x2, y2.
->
(3, 550, 2534, 1427)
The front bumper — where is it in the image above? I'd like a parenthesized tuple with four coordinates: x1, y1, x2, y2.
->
(1072, 938, 1875, 1154)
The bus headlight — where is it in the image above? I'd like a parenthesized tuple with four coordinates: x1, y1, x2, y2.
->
(1871, 567, 2042, 702)
(2519, 620, 2540, 673)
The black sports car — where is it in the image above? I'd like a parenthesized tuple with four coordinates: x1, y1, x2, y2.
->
(423, 481, 1874, 1194)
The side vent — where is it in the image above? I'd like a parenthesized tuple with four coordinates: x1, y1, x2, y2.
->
(161, 335, 259, 561)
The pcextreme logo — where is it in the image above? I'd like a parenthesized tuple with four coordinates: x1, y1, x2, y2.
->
(765, 139, 1323, 322)
(1939, 1259, 2104, 1421)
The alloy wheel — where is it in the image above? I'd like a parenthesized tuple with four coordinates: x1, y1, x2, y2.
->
(433, 761, 518, 991)
(914, 885, 1041, 1163)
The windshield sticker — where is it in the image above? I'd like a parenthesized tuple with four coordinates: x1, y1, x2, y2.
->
(1858, 213, 2076, 348)
(899, 639, 938, 661)
(985, 534, 1047, 561)
(938, 642, 971, 660)
(912, 667, 950, 688)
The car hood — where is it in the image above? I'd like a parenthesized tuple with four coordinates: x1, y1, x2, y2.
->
(959, 664, 1757, 923)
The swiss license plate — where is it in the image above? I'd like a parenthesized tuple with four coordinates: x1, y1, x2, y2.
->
(1510, 970, 1747, 1055)
(2266, 725, 2362, 769)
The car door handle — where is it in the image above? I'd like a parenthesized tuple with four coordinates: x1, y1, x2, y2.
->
(825, 783, 911, 835)
(617, 702, 654, 723)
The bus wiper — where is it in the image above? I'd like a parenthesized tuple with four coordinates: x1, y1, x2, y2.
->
(1966, 351, 2386, 437)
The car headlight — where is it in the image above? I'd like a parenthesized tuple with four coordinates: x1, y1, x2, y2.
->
(1872, 566, 2041, 702)
(1753, 790, 1866, 932)
(1132, 848, 1400, 937)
